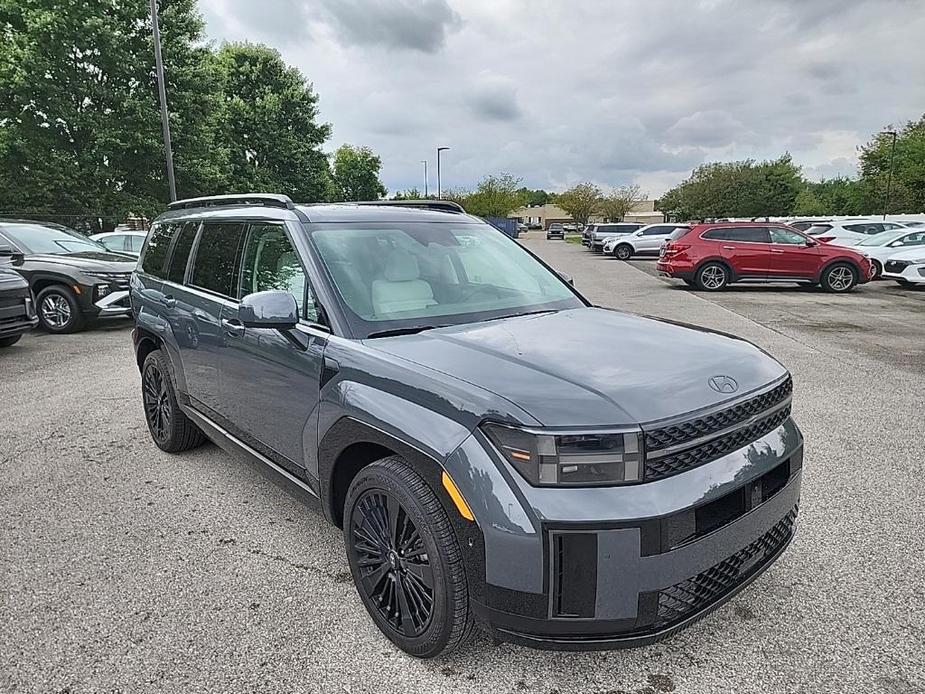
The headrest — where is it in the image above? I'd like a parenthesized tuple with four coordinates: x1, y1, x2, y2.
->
(383, 251, 420, 282)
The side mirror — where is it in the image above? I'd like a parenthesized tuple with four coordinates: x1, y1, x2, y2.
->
(888, 240, 903, 247)
(557, 271, 574, 286)
(239, 290, 298, 330)
(0, 244, 24, 265)
(804, 239, 818, 247)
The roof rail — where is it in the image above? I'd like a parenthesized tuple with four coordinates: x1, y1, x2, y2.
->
(351, 199, 466, 214)
(167, 193, 295, 211)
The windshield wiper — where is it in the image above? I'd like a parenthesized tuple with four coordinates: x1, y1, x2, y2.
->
(366, 325, 441, 339)
(483, 309, 558, 323)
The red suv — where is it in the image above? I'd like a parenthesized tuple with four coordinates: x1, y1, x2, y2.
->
(656, 222, 874, 292)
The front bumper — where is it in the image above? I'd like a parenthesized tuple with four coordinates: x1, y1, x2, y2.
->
(0, 294, 38, 337)
(445, 416, 803, 651)
(882, 262, 925, 284)
(88, 289, 132, 317)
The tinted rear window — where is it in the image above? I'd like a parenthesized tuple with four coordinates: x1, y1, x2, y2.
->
(702, 227, 769, 243)
(668, 227, 692, 240)
(189, 223, 246, 297)
(165, 222, 199, 284)
(805, 224, 833, 235)
(140, 223, 178, 278)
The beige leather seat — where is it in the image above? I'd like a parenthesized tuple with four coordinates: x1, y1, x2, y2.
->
(371, 251, 436, 316)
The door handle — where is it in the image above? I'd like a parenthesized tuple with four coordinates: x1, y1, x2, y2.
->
(722, 245, 735, 250)
(161, 294, 176, 308)
(221, 318, 245, 337)
(770, 249, 785, 254)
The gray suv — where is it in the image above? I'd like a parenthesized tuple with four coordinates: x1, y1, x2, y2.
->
(130, 194, 802, 658)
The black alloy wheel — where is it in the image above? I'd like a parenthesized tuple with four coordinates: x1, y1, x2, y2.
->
(141, 351, 206, 453)
(351, 490, 435, 638)
(344, 456, 473, 658)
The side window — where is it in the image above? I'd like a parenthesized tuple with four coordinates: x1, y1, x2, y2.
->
(643, 226, 670, 236)
(165, 222, 199, 284)
(127, 235, 145, 253)
(99, 235, 124, 252)
(189, 223, 246, 298)
(240, 224, 315, 321)
(770, 228, 807, 245)
(701, 228, 730, 241)
(902, 232, 925, 246)
(727, 227, 770, 243)
(140, 223, 179, 278)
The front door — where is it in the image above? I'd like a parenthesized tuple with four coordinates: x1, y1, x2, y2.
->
(220, 222, 326, 479)
(635, 225, 674, 254)
(767, 227, 821, 278)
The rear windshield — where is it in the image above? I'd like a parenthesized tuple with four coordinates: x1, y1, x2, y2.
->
(805, 224, 833, 235)
(668, 227, 692, 241)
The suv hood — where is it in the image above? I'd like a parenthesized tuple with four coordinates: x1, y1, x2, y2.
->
(885, 247, 925, 261)
(25, 252, 136, 272)
(367, 307, 787, 427)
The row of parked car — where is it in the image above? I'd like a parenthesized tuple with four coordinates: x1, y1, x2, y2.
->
(0, 219, 140, 346)
(577, 218, 925, 293)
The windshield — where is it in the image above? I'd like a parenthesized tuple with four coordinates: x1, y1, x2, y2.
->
(308, 221, 583, 337)
(1, 223, 107, 255)
(856, 230, 907, 247)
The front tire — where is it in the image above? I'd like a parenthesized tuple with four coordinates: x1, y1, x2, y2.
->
(141, 350, 207, 453)
(870, 259, 882, 280)
(37, 285, 84, 333)
(614, 244, 633, 260)
(0, 334, 22, 348)
(822, 262, 858, 293)
(344, 456, 473, 658)
(695, 262, 729, 291)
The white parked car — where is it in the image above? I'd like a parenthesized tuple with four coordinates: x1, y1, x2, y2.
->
(804, 220, 907, 246)
(603, 223, 690, 260)
(881, 247, 925, 287)
(89, 230, 147, 257)
(852, 229, 925, 278)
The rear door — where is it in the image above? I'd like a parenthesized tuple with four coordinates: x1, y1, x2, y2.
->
(181, 221, 247, 418)
(713, 226, 771, 277)
(219, 222, 327, 479)
(768, 227, 821, 278)
(635, 225, 676, 254)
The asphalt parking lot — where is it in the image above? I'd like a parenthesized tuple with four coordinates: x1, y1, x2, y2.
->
(2, 237, 924, 694)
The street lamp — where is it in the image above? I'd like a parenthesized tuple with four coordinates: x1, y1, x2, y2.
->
(149, 0, 177, 202)
(881, 130, 898, 220)
(421, 160, 428, 197)
(436, 147, 449, 199)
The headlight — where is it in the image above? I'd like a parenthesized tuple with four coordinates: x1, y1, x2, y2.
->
(481, 423, 642, 487)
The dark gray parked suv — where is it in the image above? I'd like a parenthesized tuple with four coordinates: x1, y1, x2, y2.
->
(131, 194, 802, 658)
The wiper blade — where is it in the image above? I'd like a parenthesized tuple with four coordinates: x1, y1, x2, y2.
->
(366, 325, 440, 338)
(483, 309, 557, 323)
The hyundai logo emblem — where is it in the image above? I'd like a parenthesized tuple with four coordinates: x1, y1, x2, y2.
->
(708, 375, 739, 394)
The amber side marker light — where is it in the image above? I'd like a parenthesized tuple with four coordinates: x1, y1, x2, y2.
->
(441, 471, 475, 522)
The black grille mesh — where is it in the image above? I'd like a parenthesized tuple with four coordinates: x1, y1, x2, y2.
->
(654, 507, 797, 629)
(645, 405, 791, 481)
(645, 377, 792, 452)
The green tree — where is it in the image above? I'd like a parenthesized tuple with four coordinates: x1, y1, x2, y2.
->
(0, 0, 223, 226)
(212, 42, 332, 203)
(792, 189, 826, 216)
(448, 173, 525, 217)
(598, 184, 646, 221)
(393, 187, 423, 200)
(557, 182, 602, 225)
(330, 144, 387, 201)
(858, 117, 925, 213)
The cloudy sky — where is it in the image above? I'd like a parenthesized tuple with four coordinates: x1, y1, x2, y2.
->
(199, 0, 925, 197)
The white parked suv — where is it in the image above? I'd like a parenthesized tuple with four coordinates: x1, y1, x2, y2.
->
(881, 247, 925, 287)
(852, 229, 925, 278)
(805, 220, 907, 246)
(603, 224, 689, 260)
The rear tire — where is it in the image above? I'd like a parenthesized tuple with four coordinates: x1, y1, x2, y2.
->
(141, 350, 206, 453)
(614, 244, 633, 260)
(821, 262, 858, 293)
(344, 456, 473, 658)
(695, 262, 729, 291)
(37, 285, 84, 334)
(0, 334, 22, 348)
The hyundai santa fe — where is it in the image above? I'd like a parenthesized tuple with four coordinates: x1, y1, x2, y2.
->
(131, 195, 803, 657)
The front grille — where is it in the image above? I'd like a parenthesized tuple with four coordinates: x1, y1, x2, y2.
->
(645, 377, 792, 452)
(654, 507, 797, 629)
(885, 260, 910, 273)
(645, 405, 791, 481)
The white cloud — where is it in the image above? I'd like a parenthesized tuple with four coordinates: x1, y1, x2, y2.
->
(198, 0, 925, 196)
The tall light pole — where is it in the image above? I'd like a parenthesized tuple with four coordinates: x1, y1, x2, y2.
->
(436, 147, 449, 199)
(150, 0, 177, 202)
(881, 130, 898, 220)
(421, 160, 428, 197)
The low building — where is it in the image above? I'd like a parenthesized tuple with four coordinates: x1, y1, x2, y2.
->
(511, 200, 664, 229)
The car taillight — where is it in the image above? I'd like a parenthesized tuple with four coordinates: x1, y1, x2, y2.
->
(663, 242, 690, 256)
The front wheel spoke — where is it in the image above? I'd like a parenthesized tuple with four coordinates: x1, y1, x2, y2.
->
(403, 560, 434, 590)
(361, 562, 390, 597)
(386, 495, 401, 548)
(354, 524, 387, 554)
(394, 575, 416, 634)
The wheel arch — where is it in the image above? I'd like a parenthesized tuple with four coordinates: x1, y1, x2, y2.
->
(694, 256, 736, 282)
(817, 256, 863, 282)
